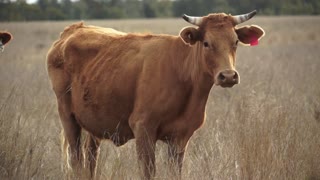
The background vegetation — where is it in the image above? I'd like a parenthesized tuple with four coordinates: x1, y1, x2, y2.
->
(0, 16, 320, 179)
(1, 0, 320, 21)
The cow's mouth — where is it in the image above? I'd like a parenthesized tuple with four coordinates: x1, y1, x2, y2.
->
(219, 83, 237, 88)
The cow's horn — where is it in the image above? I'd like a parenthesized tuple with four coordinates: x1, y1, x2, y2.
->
(182, 14, 203, 26)
(233, 10, 257, 24)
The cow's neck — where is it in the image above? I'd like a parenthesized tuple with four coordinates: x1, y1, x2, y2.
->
(175, 41, 202, 83)
(174, 38, 213, 93)
(173, 38, 214, 108)
(170, 38, 213, 130)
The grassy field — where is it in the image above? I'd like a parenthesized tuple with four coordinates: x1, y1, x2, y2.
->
(0, 16, 320, 179)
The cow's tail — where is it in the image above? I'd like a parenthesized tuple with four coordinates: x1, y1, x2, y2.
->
(61, 130, 70, 171)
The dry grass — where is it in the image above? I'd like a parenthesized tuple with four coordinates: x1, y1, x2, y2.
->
(0, 16, 320, 179)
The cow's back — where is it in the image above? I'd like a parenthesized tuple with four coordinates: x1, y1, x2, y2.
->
(46, 23, 118, 94)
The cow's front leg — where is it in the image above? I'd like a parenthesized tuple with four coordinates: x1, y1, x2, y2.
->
(167, 135, 191, 177)
(130, 117, 157, 179)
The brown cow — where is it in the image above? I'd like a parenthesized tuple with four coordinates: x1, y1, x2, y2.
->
(0, 31, 12, 52)
(47, 10, 265, 179)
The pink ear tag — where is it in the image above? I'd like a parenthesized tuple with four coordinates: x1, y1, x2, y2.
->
(250, 35, 259, 46)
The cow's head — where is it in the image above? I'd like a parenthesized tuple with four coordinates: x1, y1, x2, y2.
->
(180, 10, 265, 87)
(0, 31, 13, 52)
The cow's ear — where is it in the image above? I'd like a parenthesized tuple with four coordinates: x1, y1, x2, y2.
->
(179, 27, 201, 45)
(236, 25, 265, 46)
(0, 32, 12, 45)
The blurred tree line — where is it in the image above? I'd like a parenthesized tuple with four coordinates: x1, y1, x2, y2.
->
(0, 0, 319, 21)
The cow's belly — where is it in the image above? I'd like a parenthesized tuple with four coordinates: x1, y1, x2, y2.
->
(70, 78, 135, 145)
(71, 81, 204, 146)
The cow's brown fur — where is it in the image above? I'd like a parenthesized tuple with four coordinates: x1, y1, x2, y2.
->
(47, 13, 264, 179)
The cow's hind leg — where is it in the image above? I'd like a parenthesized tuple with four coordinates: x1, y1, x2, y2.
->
(58, 97, 84, 175)
(47, 47, 84, 177)
(85, 134, 101, 179)
(48, 61, 84, 176)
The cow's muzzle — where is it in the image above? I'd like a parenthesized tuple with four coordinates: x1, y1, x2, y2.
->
(216, 70, 240, 88)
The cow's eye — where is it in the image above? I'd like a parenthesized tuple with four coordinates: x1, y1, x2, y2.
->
(203, 42, 209, 48)
(233, 40, 239, 48)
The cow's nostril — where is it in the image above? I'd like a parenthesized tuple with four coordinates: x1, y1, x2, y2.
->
(218, 73, 226, 81)
(233, 73, 238, 81)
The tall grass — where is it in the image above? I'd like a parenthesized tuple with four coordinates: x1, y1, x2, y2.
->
(0, 16, 319, 179)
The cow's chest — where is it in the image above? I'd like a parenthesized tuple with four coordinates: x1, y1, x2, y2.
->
(156, 94, 207, 141)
